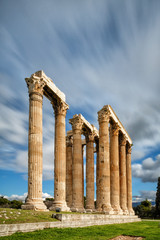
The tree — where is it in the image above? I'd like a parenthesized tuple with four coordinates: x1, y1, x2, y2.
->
(155, 177, 160, 216)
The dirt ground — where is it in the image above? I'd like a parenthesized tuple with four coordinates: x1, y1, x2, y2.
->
(110, 236, 144, 240)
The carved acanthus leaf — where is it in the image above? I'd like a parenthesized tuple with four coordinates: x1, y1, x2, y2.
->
(98, 108, 110, 123)
(25, 76, 45, 95)
(69, 115, 83, 131)
(119, 135, 127, 146)
(66, 136, 73, 147)
(111, 122, 120, 136)
(52, 99, 69, 116)
(127, 144, 132, 154)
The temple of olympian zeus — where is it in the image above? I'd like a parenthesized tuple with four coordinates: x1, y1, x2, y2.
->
(22, 70, 134, 216)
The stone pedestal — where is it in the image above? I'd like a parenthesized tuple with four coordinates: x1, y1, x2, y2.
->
(50, 100, 70, 212)
(70, 117, 84, 212)
(97, 109, 113, 214)
(119, 135, 128, 215)
(110, 123, 123, 215)
(66, 136, 73, 208)
(126, 144, 135, 215)
(22, 78, 47, 211)
(86, 133, 95, 211)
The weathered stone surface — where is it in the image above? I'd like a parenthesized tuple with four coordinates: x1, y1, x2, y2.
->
(97, 108, 113, 214)
(0, 214, 141, 237)
(110, 123, 123, 215)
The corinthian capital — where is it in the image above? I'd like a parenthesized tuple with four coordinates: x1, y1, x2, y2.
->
(98, 106, 111, 123)
(119, 135, 127, 146)
(111, 122, 120, 136)
(52, 99, 69, 116)
(127, 144, 132, 154)
(69, 115, 83, 132)
(25, 76, 45, 96)
(66, 136, 73, 147)
(85, 132, 95, 143)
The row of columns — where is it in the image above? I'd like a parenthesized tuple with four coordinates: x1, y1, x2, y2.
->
(22, 76, 69, 211)
(66, 109, 134, 215)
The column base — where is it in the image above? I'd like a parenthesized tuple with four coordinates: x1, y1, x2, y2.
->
(49, 201, 70, 212)
(85, 208, 94, 213)
(112, 205, 123, 215)
(21, 198, 48, 211)
(96, 204, 114, 214)
(122, 209, 129, 215)
(128, 209, 135, 215)
(71, 207, 85, 213)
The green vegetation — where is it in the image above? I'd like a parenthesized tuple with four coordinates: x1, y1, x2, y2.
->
(0, 208, 57, 224)
(0, 197, 22, 209)
(156, 177, 160, 217)
(0, 221, 160, 239)
(134, 199, 156, 218)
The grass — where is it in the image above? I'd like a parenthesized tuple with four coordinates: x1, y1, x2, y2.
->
(0, 221, 160, 240)
(0, 208, 58, 224)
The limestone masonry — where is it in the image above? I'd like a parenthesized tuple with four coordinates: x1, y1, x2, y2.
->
(22, 70, 135, 216)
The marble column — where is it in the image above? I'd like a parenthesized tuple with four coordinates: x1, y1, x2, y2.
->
(86, 132, 95, 211)
(66, 136, 73, 208)
(110, 123, 123, 214)
(50, 100, 69, 211)
(126, 144, 135, 215)
(82, 144, 85, 207)
(70, 117, 84, 212)
(95, 139, 99, 210)
(119, 134, 128, 215)
(97, 109, 113, 213)
(22, 78, 47, 211)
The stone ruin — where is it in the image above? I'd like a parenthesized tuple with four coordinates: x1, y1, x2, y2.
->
(22, 71, 134, 216)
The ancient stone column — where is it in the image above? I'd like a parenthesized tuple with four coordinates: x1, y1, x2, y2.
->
(70, 116, 84, 212)
(22, 77, 47, 211)
(97, 109, 113, 213)
(66, 136, 73, 208)
(126, 144, 135, 215)
(82, 143, 85, 207)
(95, 139, 99, 210)
(50, 100, 69, 211)
(86, 132, 95, 211)
(119, 134, 128, 215)
(110, 123, 123, 214)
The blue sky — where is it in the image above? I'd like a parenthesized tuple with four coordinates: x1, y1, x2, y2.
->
(0, 0, 160, 203)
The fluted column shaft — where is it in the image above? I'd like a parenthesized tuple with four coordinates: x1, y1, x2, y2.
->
(126, 144, 134, 215)
(50, 100, 69, 211)
(22, 78, 47, 211)
(82, 144, 84, 207)
(96, 140, 99, 210)
(97, 111, 113, 213)
(86, 133, 95, 211)
(70, 117, 84, 211)
(110, 123, 122, 214)
(66, 136, 73, 208)
(119, 135, 128, 215)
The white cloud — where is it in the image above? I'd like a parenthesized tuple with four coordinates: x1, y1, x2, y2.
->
(133, 190, 156, 203)
(132, 155, 160, 182)
(0, 0, 160, 189)
(1, 192, 53, 202)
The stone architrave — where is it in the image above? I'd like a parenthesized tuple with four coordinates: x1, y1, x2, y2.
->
(69, 116, 84, 212)
(66, 136, 73, 208)
(50, 100, 69, 211)
(97, 108, 113, 214)
(126, 144, 135, 215)
(110, 123, 123, 215)
(22, 77, 47, 211)
(119, 134, 128, 215)
(85, 132, 95, 211)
